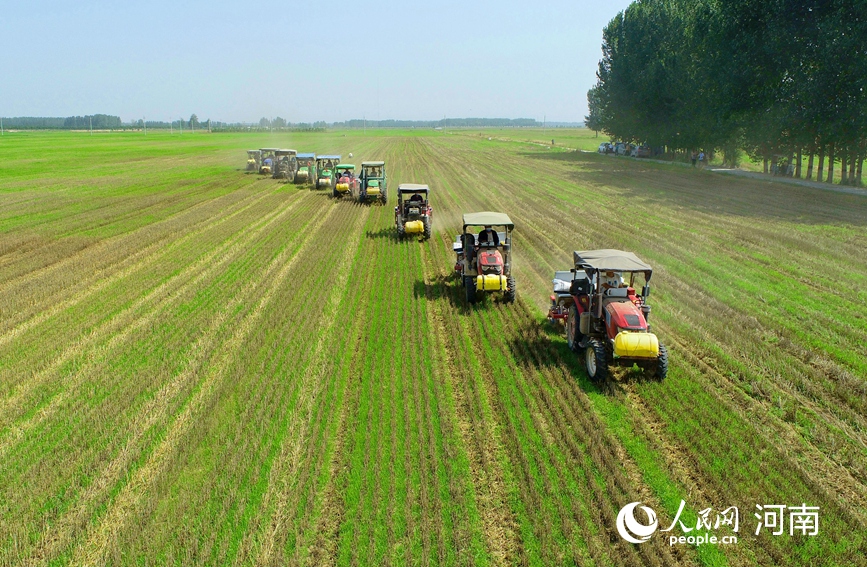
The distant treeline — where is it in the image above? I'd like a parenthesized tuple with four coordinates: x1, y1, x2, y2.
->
(586, 0, 866, 185)
(335, 118, 540, 128)
(3, 115, 122, 130)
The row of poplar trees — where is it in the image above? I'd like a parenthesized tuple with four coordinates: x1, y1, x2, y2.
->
(585, 0, 867, 185)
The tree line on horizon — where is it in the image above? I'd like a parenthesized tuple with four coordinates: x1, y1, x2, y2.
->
(585, 0, 866, 186)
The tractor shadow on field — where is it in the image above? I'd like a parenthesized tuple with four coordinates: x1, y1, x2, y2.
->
(518, 150, 867, 226)
(506, 317, 656, 395)
(413, 274, 478, 313)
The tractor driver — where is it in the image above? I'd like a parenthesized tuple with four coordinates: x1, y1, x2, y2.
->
(409, 193, 423, 203)
(477, 225, 499, 247)
(601, 271, 625, 289)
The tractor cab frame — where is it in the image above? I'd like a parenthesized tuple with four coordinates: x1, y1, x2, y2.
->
(453, 212, 516, 304)
(395, 184, 432, 238)
(259, 148, 279, 175)
(273, 149, 297, 180)
(295, 153, 316, 185)
(315, 155, 342, 189)
(551, 249, 667, 381)
(358, 161, 387, 204)
(332, 164, 358, 198)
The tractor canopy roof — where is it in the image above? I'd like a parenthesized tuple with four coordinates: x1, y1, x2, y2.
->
(296, 152, 316, 159)
(362, 161, 385, 167)
(275, 149, 297, 155)
(572, 249, 652, 276)
(247, 150, 261, 154)
(260, 148, 279, 152)
(463, 212, 514, 230)
(336, 164, 355, 170)
(398, 183, 429, 194)
(317, 154, 342, 160)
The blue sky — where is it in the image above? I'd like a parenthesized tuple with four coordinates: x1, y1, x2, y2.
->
(1, 0, 633, 123)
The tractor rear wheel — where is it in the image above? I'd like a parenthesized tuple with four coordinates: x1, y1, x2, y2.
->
(464, 276, 477, 304)
(332, 187, 338, 199)
(423, 218, 431, 239)
(503, 276, 516, 303)
(566, 305, 582, 352)
(654, 344, 669, 380)
(397, 223, 405, 239)
(584, 338, 608, 382)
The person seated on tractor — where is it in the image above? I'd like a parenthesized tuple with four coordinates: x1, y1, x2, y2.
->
(477, 225, 499, 248)
(409, 193, 423, 203)
(601, 271, 625, 290)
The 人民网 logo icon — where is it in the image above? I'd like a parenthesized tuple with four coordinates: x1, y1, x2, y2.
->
(616, 502, 659, 544)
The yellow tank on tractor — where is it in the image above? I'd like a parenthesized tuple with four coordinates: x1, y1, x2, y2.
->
(453, 212, 516, 304)
(259, 148, 278, 175)
(358, 161, 388, 204)
(315, 155, 341, 190)
(332, 164, 358, 198)
(246, 150, 261, 172)
(552, 249, 668, 382)
(395, 184, 432, 239)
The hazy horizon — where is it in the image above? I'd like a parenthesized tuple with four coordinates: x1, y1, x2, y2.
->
(2, 0, 633, 124)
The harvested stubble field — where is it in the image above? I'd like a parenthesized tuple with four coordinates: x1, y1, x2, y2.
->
(1, 129, 865, 567)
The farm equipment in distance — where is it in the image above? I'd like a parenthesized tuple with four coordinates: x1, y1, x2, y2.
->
(246, 150, 261, 172)
(315, 155, 341, 190)
(332, 164, 358, 198)
(273, 149, 297, 181)
(453, 212, 516, 304)
(395, 184, 432, 239)
(259, 148, 278, 175)
(295, 153, 316, 185)
(548, 249, 668, 382)
(358, 161, 387, 204)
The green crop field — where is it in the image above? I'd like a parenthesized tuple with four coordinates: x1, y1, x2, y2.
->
(1, 129, 866, 566)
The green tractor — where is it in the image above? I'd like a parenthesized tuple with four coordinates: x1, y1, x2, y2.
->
(315, 155, 341, 190)
(294, 153, 316, 185)
(259, 148, 278, 175)
(246, 150, 261, 172)
(332, 164, 358, 198)
(273, 149, 297, 181)
(358, 161, 387, 204)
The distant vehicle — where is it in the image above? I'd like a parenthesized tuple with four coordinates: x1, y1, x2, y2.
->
(597, 142, 613, 154)
(246, 150, 261, 172)
(294, 153, 316, 185)
(358, 161, 387, 204)
(630, 145, 652, 158)
(315, 155, 341, 190)
(615, 143, 634, 156)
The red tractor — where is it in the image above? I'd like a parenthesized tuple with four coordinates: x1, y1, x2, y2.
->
(548, 249, 668, 381)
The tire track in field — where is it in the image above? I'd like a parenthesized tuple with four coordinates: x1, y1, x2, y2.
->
(0, 189, 311, 459)
(0, 179, 221, 281)
(418, 240, 519, 566)
(0, 184, 276, 348)
(65, 194, 343, 567)
(17, 193, 325, 566)
(247, 203, 371, 567)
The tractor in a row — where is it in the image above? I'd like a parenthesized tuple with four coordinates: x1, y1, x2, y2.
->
(395, 184, 431, 239)
(453, 212, 516, 304)
(548, 249, 668, 381)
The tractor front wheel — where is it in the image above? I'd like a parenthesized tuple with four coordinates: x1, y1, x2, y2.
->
(654, 344, 669, 380)
(503, 276, 516, 303)
(585, 338, 608, 382)
(566, 305, 582, 352)
(464, 276, 477, 304)
(332, 187, 338, 199)
(423, 217, 431, 239)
